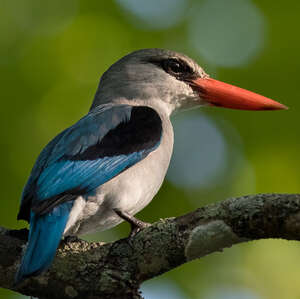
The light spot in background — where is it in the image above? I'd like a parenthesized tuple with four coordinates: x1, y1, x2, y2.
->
(188, 0, 266, 67)
(167, 113, 227, 189)
(3, 0, 78, 36)
(167, 112, 256, 193)
(141, 280, 187, 299)
(204, 287, 262, 299)
(115, 0, 187, 30)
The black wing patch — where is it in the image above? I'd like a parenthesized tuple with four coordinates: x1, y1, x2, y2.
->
(66, 106, 162, 160)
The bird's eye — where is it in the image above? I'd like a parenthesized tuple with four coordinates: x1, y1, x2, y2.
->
(163, 59, 188, 76)
(166, 59, 182, 74)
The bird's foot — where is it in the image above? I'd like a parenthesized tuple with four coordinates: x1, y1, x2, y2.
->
(113, 208, 151, 237)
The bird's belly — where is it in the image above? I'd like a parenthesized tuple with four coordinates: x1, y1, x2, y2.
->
(64, 143, 172, 236)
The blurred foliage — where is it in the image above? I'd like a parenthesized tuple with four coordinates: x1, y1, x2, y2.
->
(1, 0, 300, 298)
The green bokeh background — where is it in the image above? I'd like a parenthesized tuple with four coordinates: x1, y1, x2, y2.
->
(1, 0, 300, 298)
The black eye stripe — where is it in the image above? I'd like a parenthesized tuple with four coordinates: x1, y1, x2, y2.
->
(148, 57, 197, 81)
(163, 59, 184, 74)
(161, 58, 196, 80)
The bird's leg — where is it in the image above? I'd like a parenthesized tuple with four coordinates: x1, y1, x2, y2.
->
(113, 208, 150, 237)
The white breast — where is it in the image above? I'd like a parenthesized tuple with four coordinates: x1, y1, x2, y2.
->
(64, 114, 174, 236)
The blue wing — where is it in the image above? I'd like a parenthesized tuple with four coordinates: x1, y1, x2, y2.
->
(15, 104, 162, 284)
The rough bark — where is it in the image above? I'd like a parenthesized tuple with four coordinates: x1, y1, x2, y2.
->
(1, 193, 300, 299)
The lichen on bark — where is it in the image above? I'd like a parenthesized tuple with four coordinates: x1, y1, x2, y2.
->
(0, 193, 300, 299)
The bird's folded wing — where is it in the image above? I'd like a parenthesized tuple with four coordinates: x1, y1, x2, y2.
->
(18, 104, 162, 221)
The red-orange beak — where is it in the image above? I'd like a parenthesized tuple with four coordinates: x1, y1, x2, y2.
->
(191, 78, 288, 110)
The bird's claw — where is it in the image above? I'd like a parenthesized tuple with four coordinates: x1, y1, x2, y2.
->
(113, 208, 151, 237)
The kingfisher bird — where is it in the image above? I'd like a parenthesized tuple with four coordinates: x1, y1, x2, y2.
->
(15, 48, 286, 284)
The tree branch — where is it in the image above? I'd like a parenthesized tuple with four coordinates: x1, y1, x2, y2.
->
(1, 193, 300, 299)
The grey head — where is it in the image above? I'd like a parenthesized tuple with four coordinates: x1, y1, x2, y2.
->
(91, 48, 209, 115)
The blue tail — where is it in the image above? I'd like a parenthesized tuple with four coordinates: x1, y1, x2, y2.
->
(15, 202, 73, 284)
